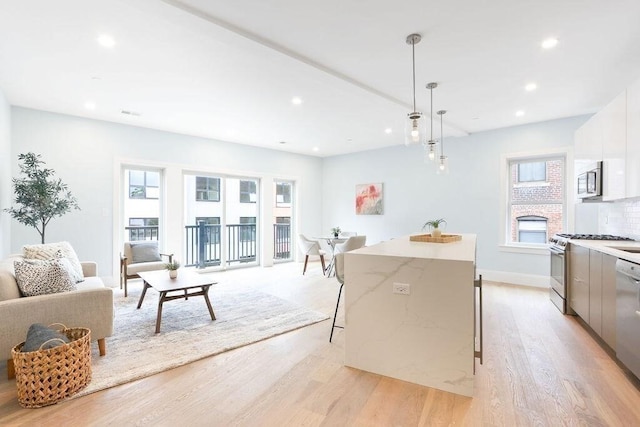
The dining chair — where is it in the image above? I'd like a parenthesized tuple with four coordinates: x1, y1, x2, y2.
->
(333, 235, 367, 255)
(298, 234, 326, 275)
(330, 252, 345, 343)
(339, 231, 357, 238)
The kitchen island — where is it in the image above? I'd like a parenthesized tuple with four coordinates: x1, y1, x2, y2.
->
(344, 234, 478, 397)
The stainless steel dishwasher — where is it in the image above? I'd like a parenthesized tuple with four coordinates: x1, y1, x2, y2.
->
(616, 259, 640, 379)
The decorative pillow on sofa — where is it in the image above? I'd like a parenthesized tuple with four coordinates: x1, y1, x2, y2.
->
(23, 323, 70, 352)
(14, 259, 77, 297)
(130, 241, 162, 264)
(23, 241, 84, 282)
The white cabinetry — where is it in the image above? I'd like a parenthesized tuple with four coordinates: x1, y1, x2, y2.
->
(601, 91, 627, 201)
(627, 78, 640, 199)
(574, 75, 640, 201)
(574, 112, 602, 175)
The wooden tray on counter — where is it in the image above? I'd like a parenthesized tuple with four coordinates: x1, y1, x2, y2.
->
(409, 234, 462, 243)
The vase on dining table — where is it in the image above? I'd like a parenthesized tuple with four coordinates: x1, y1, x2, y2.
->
(169, 270, 178, 279)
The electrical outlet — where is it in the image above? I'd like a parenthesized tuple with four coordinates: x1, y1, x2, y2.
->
(393, 282, 411, 295)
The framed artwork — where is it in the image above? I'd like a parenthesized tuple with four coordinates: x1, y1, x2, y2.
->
(355, 183, 383, 215)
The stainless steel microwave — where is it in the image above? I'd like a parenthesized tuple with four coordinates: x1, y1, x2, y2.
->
(577, 161, 602, 199)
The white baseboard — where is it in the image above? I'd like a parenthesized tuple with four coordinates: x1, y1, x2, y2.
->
(477, 269, 549, 288)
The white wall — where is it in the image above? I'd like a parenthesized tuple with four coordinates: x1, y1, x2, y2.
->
(0, 90, 10, 258)
(322, 115, 590, 284)
(10, 107, 323, 277)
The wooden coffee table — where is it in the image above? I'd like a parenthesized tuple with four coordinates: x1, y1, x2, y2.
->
(137, 270, 217, 333)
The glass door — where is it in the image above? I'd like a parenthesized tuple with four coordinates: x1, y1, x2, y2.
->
(273, 180, 293, 262)
(183, 173, 259, 269)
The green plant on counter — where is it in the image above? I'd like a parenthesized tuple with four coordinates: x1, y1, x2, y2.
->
(422, 218, 447, 231)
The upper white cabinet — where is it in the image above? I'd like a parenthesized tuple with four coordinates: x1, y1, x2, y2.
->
(575, 111, 602, 175)
(601, 91, 627, 201)
(627, 78, 640, 199)
(575, 75, 640, 201)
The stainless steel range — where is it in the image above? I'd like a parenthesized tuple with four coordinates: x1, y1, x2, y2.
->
(548, 233, 634, 314)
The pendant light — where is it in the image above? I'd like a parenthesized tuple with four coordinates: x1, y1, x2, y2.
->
(437, 109, 449, 174)
(405, 34, 425, 146)
(425, 82, 438, 161)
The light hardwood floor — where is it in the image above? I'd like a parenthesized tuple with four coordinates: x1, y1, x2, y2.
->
(1, 261, 639, 426)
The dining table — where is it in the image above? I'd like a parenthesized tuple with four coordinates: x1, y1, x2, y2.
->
(315, 236, 346, 276)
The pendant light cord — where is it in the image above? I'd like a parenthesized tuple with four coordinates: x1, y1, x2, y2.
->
(440, 112, 444, 155)
(412, 42, 417, 112)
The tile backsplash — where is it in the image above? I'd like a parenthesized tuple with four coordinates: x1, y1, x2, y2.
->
(599, 198, 640, 240)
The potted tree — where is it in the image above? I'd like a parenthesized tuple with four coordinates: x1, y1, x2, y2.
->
(4, 153, 80, 243)
(422, 218, 447, 238)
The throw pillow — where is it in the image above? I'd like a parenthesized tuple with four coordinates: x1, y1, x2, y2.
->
(14, 259, 77, 297)
(130, 241, 162, 263)
(23, 241, 84, 282)
(23, 323, 70, 352)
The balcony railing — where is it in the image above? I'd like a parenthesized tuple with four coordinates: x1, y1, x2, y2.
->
(125, 222, 291, 267)
(185, 223, 257, 268)
(273, 223, 291, 260)
(125, 226, 159, 241)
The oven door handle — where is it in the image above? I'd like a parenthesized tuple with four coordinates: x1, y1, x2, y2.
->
(549, 247, 565, 256)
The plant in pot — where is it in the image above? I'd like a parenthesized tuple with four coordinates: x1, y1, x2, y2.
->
(422, 218, 447, 238)
(4, 152, 80, 244)
(165, 260, 180, 279)
(331, 226, 341, 238)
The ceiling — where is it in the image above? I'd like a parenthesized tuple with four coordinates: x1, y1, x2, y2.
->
(1, 0, 640, 157)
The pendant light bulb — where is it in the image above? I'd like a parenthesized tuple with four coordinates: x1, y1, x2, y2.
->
(404, 34, 425, 146)
(428, 143, 436, 160)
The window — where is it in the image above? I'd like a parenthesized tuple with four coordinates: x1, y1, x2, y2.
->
(507, 156, 564, 245)
(239, 216, 256, 242)
(129, 170, 159, 199)
(240, 180, 257, 203)
(195, 217, 219, 225)
(517, 161, 546, 182)
(517, 216, 548, 243)
(276, 182, 291, 205)
(129, 217, 158, 227)
(196, 177, 220, 202)
(275, 217, 290, 224)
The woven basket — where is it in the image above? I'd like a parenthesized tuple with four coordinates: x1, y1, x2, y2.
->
(11, 326, 92, 408)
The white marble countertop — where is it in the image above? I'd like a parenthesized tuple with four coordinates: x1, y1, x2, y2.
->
(568, 239, 640, 264)
(350, 233, 477, 262)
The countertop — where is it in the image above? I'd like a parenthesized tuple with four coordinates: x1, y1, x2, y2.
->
(349, 233, 477, 262)
(568, 239, 640, 264)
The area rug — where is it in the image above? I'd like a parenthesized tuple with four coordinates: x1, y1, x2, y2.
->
(72, 281, 328, 398)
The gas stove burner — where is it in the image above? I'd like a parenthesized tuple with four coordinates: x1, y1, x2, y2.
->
(555, 233, 635, 241)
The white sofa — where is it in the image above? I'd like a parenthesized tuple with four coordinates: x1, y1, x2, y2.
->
(0, 254, 114, 378)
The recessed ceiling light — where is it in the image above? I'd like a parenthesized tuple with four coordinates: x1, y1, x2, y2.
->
(515, 110, 525, 117)
(84, 102, 96, 110)
(279, 141, 287, 144)
(525, 83, 537, 91)
(472, 117, 480, 120)
(312, 147, 319, 152)
(385, 128, 392, 134)
(97, 34, 116, 48)
(541, 38, 558, 49)
(291, 97, 302, 105)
